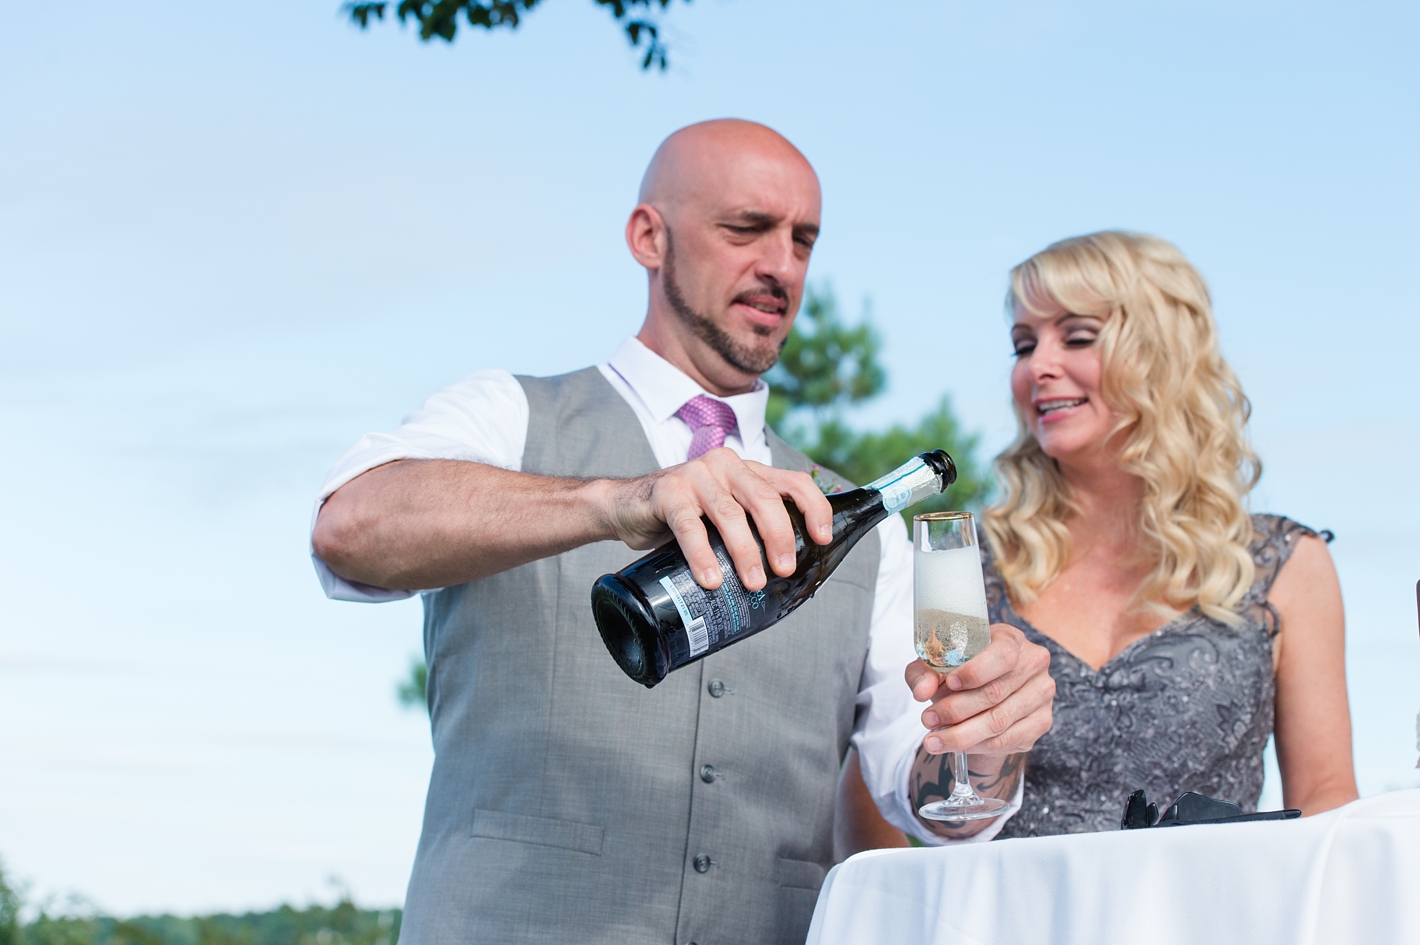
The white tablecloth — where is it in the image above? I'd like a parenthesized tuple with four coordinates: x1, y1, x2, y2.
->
(806, 790, 1420, 945)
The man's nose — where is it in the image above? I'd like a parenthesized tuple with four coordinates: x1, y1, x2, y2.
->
(755, 229, 800, 285)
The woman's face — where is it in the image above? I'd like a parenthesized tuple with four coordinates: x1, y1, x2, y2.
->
(1009, 299, 1118, 468)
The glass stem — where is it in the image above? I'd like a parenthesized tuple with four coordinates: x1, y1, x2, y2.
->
(949, 751, 980, 803)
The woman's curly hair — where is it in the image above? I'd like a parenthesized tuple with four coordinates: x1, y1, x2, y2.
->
(981, 231, 1261, 623)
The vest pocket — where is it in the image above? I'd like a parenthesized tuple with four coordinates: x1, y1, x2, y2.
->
(775, 856, 827, 890)
(471, 808, 604, 856)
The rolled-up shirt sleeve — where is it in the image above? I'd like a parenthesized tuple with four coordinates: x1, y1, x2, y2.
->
(311, 369, 530, 603)
(852, 513, 1022, 844)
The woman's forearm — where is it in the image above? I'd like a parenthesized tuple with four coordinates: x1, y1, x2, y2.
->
(909, 750, 1027, 839)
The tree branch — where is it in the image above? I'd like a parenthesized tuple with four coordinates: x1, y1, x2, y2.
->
(342, 0, 686, 70)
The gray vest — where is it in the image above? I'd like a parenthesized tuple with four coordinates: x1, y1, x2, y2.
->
(400, 368, 881, 945)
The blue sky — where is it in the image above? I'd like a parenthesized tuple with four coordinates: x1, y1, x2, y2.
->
(2, 0, 1417, 915)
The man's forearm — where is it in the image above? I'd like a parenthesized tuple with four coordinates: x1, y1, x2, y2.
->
(313, 459, 623, 591)
(314, 449, 832, 597)
(909, 749, 1027, 839)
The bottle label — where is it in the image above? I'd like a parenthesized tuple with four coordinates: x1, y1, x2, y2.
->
(660, 575, 710, 657)
(864, 456, 941, 514)
(658, 543, 757, 659)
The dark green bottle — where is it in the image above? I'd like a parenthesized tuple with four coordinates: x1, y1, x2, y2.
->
(591, 450, 956, 687)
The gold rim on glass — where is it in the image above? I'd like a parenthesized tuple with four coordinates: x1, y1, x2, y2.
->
(914, 510, 973, 523)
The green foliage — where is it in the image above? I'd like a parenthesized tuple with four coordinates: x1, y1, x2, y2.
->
(343, 0, 688, 70)
(768, 283, 990, 519)
(17, 907, 400, 945)
(805, 402, 989, 516)
(395, 658, 428, 713)
(0, 861, 402, 945)
(766, 286, 886, 431)
(1, 861, 20, 945)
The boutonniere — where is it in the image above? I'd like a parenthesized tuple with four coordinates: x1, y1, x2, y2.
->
(807, 464, 845, 495)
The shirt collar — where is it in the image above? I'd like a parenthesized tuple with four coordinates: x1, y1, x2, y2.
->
(606, 335, 769, 437)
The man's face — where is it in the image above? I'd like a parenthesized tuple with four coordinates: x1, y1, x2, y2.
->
(655, 147, 821, 380)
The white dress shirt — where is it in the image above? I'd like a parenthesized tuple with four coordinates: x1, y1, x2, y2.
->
(311, 335, 1019, 842)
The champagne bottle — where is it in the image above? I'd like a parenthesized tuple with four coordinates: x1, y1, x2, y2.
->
(591, 450, 957, 687)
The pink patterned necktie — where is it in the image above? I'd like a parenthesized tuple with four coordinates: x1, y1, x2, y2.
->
(677, 394, 740, 460)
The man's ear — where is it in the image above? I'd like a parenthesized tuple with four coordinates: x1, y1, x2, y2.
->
(625, 203, 668, 271)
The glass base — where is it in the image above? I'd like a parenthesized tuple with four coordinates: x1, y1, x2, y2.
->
(918, 795, 1011, 822)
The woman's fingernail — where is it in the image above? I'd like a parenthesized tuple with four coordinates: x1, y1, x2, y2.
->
(925, 736, 943, 754)
(777, 554, 795, 572)
(704, 567, 721, 585)
(749, 565, 764, 584)
(947, 674, 964, 691)
(923, 710, 939, 728)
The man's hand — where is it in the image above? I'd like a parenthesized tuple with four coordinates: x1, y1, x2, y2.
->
(597, 447, 834, 592)
(905, 624, 1054, 756)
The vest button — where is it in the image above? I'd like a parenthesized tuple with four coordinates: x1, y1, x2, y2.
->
(699, 764, 716, 783)
(693, 854, 712, 873)
(708, 679, 726, 698)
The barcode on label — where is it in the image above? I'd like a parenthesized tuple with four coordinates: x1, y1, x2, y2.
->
(685, 616, 709, 658)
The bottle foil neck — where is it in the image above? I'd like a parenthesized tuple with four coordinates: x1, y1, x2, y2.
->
(863, 456, 943, 515)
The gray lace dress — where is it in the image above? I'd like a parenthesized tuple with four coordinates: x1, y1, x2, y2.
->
(987, 513, 1321, 839)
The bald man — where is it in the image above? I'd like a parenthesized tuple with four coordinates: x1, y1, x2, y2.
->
(312, 120, 1053, 945)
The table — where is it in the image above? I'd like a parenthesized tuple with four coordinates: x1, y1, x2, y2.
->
(806, 789, 1420, 945)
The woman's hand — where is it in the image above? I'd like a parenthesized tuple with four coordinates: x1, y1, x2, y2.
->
(905, 624, 1055, 755)
(903, 624, 1053, 837)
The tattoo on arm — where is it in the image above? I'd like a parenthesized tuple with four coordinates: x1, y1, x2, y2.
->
(910, 750, 1027, 839)
(973, 752, 1025, 797)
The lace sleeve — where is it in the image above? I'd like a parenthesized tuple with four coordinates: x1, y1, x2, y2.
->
(1244, 513, 1327, 638)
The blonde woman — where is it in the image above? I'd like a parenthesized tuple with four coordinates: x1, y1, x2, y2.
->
(979, 231, 1357, 837)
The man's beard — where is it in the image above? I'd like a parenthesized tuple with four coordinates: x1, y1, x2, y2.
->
(663, 236, 787, 376)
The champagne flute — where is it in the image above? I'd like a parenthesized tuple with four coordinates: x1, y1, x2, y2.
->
(914, 511, 1010, 821)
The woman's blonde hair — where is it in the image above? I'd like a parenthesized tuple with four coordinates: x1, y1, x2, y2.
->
(981, 231, 1261, 623)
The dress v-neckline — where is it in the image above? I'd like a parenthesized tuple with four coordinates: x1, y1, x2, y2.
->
(1001, 596, 1197, 675)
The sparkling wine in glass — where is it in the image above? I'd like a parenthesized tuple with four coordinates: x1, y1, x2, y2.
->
(914, 511, 1010, 822)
